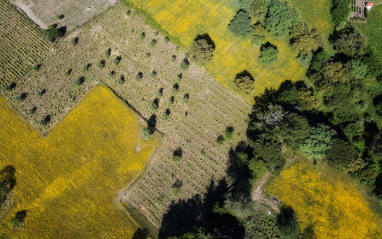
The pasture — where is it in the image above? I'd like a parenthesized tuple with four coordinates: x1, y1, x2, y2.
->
(0, 86, 160, 238)
(129, 0, 307, 102)
(267, 161, 382, 239)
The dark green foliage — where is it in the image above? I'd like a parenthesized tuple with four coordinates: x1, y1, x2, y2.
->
(333, 30, 368, 56)
(9, 210, 27, 227)
(105, 48, 111, 58)
(243, 211, 280, 239)
(331, 0, 351, 25)
(150, 39, 157, 47)
(0, 166, 16, 205)
(253, 138, 285, 174)
(311, 62, 349, 94)
(223, 193, 254, 221)
(309, 49, 329, 73)
(71, 37, 78, 46)
(259, 42, 279, 64)
(228, 10, 253, 37)
(132, 228, 148, 239)
(97, 60, 105, 69)
(325, 139, 358, 170)
(43, 25, 66, 42)
(190, 34, 215, 64)
(234, 70, 255, 92)
(280, 113, 310, 149)
(263, 0, 299, 36)
(276, 206, 301, 239)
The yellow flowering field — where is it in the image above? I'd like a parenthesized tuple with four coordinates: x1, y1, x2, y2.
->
(129, 0, 306, 102)
(0, 85, 160, 238)
(267, 161, 382, 239)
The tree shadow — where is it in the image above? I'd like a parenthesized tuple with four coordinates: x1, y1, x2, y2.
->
(132, 227, 148, 239)
(147, 114, 157, 134)
(159, 179, 244, 238)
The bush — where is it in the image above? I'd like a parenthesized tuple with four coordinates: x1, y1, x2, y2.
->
(150, 39, 157, 47)
(234, 70, 255, 92)
(172, 148, 183, 162)
(172, 83, 179, 94)
(9, 210, 27, 227)
(71, 37, 78, 46)
(263, 0, 299, 36)
(259, 42, 279, 64)
(75, 76, 85, 86)
(135, 72, 143, 81)
(190, 34, 216, 64)
(225, 126, 234, 141)
(0, 165, 16, 205)
(43, 25, 66, 42)
(183, 93, 189, 103)
(97, 60, 105, 69)
(113, 56, 122, 65)
(140, 128, 152, 141)
(228, 10, 253, 37)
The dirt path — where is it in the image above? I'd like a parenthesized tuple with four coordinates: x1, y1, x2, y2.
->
(251, 172, 280, 213)
(13, 0, 48, 29)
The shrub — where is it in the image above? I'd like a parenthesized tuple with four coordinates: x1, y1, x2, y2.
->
(164, 37, 170, 43)
(263, 0, 299, 36)
(9, 210, 27, 227)
(118, 75, 125, 84)
(180, 58, 190, 70)
(82, 63, 91, 72)
(113, 56, 122, 65)
(65, 68, 72, 76)
(183, 94, 189, 103)
(172, 83, 179, 94)
(228, 10, 253, 37)
(75, 76, 85, 86)
(259, 42, 279, 64)
(56, 14, 64, 20)
(140, 128, 152, 141)
(104, 48, 111, 58)
(43, 25, 66, 42)
(171, 55, 176, 62)
(97, 60, 105, 69)
(234, 70, 255, 92)
(225, 126, 234, 141)
(135, 72, 143, 81)
(216, 135, 225, 146)
(150, 39, 157, 47)
(190, 34, 215, 64)
(109, 71, 115, 77)
(172, 148, 182, 162)
(151, 98, 159, 111)
(163, 109, 171, 120)
(71, 37, 78, 46)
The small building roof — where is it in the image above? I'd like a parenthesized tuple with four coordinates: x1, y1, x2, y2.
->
(367, 2, 374, 7)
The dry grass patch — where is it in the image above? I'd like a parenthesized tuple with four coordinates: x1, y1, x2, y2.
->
(0, 86, 160, 238)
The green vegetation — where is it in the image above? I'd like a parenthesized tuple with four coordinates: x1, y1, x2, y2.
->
(331, 0, 351, 25)
(263, 0, 299, 36)
(190, 34, 215, 64)
(228, 10, 253, 37)
(259, 43, 279, 64)
(0, 165, 16, 205)
(234, 70, 255, 92)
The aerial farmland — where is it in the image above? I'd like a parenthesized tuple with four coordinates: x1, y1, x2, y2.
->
(1, 0, 382, 238)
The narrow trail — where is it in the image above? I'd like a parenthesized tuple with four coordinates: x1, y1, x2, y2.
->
(251, 171, 280, 213)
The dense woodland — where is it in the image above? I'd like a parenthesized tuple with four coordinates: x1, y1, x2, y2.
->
(157, 0, 382, 238)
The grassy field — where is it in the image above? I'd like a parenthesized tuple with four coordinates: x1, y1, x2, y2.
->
(357, 5, 382, 62)
(0, 86, 160, 238)
(267, 161, 382, 239)
(128, 0, 307, 102)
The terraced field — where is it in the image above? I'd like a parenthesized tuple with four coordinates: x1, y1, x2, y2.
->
(0, 0, 53, 88)
(0, 86, 160, 238)
(128, 0, 307, 102)
(1, 1, 252, 234)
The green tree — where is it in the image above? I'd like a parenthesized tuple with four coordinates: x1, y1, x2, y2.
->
(228, 10, 253, 37)
(251, 23, 267, 46)
(346, 60, 367, 79)
(140, 128, 152, 141)
(263, 0, 299, 36)
(331, 0, 351, 25)
(325, 139, 358, 170)
(259, 42, 279, 64)
(190, 34, 215, 64)
(232, 0, 255, 11)
(300, 124, 337, 159)
(333, 30, 368, 56)
(233, 70, 255, 92)
(311, 62, 349, 94)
